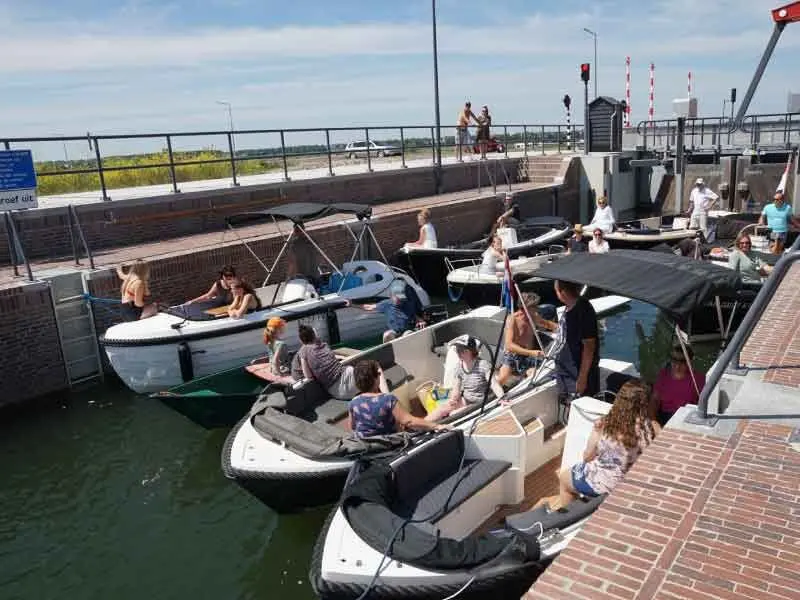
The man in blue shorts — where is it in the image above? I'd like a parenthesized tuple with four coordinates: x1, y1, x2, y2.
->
(352, 280, 425, 343)
(759, 192, 799, 254)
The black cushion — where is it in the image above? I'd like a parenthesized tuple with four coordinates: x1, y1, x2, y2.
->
(314, 399, 350, 424)
(383, 363, 411, 391)
(284, 379, 330, 416)
(408, 459, 511, 523)
(605, 372, 635, 398)
(505, 494, 605, 534)
(391, 429, 464, 501)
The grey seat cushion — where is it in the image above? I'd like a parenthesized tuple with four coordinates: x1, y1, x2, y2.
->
(314, 398, 350, 424)
(408, 459, 511, 523)
(382, 363, 411, 391)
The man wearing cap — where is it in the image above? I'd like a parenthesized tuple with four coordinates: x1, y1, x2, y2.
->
(759, 191, 799, 254)
(566, 224, 587, 254)
(687, 178, 719, 238)
(351, 280, 425, 343)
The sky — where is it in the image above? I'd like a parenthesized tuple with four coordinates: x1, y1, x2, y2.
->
(1, 0, 798, 159)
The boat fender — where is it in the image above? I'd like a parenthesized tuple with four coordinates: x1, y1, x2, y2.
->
(177, 342, 194, 382)
(447, 284, 463, 303)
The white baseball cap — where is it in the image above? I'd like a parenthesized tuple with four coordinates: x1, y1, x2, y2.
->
(695, 178, 704, 185)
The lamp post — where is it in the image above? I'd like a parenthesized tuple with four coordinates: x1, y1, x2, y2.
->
(583, 28, 598, 99)
(432, 0, 443, 180)
(216, 100, 236, 157)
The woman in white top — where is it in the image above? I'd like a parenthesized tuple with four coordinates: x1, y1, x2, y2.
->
(479, 235, 505, 275)
(408, 208, 438, 249)
(588, 228, 610, 254)
(589, 196, 615, 234)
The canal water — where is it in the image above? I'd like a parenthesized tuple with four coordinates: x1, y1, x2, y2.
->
(0, 301, 719, 600)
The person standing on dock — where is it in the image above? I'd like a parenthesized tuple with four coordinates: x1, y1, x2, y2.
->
(476, 105, 492, 160)
(687, 178, 719, 238)
(759, 192, 799, 254)
(456, 101, 478, 162)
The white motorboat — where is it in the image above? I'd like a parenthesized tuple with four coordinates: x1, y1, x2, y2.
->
(100, 203, 430, 393)
(221, 298, 632, 514)
(587, 215, 700, 249)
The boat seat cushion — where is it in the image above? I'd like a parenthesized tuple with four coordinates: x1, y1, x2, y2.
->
(391, 429, 465, 501)
(382, 363, 411, 391)
(283, 379, 331, 417)
(504, 494, 606, 535)
(406, 458, 511, 523)
(314, 398, 350, 424)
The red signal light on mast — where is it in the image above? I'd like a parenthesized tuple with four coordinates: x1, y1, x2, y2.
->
(580, 63, 590, 83)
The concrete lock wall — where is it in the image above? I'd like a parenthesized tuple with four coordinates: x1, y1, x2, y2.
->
(0, 158, 526, 265)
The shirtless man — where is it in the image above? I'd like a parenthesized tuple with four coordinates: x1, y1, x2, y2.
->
(456, 101, 478, 162)
(496, 293, 557, 386)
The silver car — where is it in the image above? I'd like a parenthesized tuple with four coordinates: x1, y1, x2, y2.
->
(344, 140, 401, 158)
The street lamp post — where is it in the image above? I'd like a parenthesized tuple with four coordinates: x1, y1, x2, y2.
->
(432, 0, 443, 186)
(216, 100, 235, 133)
(583, 28, 598, 99)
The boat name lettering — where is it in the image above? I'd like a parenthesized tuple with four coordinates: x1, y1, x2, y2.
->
(744, 168, 764, 175)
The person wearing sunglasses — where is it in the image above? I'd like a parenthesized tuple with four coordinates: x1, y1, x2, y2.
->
(728, 232, 772, 282)
(588, 228, 610, 254)
(588, 195, 615, 234)
(652, 344, 705, 426)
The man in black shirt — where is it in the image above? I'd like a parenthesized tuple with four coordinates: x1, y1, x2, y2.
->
(566, 224, 588, 254)
(551, 280, 600, 398)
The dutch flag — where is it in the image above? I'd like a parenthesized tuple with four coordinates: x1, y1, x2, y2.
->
(500, 253, 515, 312)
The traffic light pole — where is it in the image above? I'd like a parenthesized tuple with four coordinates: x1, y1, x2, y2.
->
(583, 80, 589, 155)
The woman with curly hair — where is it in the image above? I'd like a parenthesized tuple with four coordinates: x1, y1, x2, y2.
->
(557, 379, 660, 507)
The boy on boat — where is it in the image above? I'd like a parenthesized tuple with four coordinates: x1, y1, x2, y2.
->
(496, 292, 556, 387)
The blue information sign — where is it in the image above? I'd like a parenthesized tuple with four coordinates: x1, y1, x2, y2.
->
(0, 150, 38, 210)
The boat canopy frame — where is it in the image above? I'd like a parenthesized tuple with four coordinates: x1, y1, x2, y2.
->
(224, 202, 391, 294)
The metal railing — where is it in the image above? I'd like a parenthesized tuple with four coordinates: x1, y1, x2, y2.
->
(1, 123, 585, 202)
(692, 235, 800, 422)
(631, 112, 800, 152)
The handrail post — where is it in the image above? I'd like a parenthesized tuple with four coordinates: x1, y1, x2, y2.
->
(325, 129, 334, 176)
(2, 141, 9, 150)
(541, 125, 546, 155)
(280, 130, 290, 181)
(66, 206, 80, 266)
(523, 125, 528, 157)
(227, 132, 239, 186)
(70, 205, 95, 270)
(166, 134, 180, 193)
(5, 211, 33, 281)
(4, 212, 19, 277)
(92, 135, 110, 202)
(400, 127, 407, 169)
(503, 125, 508, 158)
(430, 127, 436, 166)
(365, 127, 373, 173)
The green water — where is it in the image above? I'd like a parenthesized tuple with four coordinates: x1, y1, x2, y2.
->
(0, 301, 718, 600)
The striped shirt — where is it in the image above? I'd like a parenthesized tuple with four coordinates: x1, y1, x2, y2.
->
(456, 359, 493, 404)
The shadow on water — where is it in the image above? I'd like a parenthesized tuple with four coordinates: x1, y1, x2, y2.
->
(0, 299, 718, 600)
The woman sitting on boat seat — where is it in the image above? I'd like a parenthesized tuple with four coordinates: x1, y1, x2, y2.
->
(728, 232, 773, 283)
(227, 279, 261, 319)
(588, 228, 610, 254)
(294, 325, 358, 400)
(117, 260, 158, 321)
(348, 360, 450, 438)
(426, 336, 504, 421)
(652, 344, 706, 426)
(557, 379, 660, 507)
(496, 293, 556, 387)
(479, 235, 506, 275)
(406, 208, 438, 249)
(246, 317, 294, 383)
(588, 196, 615, 235)
(185, 265, 237, 307)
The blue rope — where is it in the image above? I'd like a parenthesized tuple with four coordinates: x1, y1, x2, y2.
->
(82, 293, 121, 304)
(446, 283, 463, 303)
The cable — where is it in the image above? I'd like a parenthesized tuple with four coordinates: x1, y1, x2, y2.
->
(354, 311, 511, 600)
(440, 576, 476, 600)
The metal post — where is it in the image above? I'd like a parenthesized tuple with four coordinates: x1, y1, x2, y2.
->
(432, 0, 442, 169)
(66, 206, 80, 266)
(675, 117, 686, 213)
(70, 205, 95, 270)
(583, 81, 590, 155)
(280, 130, 290, 181)
(4, 212, 19, 277)
(503, 125, 508, 158)
(227, 132, 239, 186)
(5, 212, 32, 281)
(325, 129, 334, 176)
(2, 141, 9, 150)
(365, 127, 373, 173)
(166, 135, 180, 193)
(92, 136, 110, 201)
(522, 125, 528, 157)
(732, 22, 786, 128)
(541, 125, 546, 155)
(430, 126, 436, 166)
(400, 127, 407, 168)
(557, 125, 562, 154)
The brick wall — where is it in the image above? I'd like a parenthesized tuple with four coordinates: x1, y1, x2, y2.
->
(0, 158, 525, 265)
(0, 282, 68, 408)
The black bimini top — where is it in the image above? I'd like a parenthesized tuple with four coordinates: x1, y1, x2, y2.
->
(528, 249, 742, 321)
(226, 202, 372, 227)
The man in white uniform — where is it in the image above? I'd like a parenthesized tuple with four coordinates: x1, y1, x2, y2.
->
(687, 178, 719, 238)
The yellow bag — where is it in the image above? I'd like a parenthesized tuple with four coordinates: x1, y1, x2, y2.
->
(416, 381, 451, 414)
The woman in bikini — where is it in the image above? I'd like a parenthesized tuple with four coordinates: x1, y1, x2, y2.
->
(227, 279, 261, 319)
(185, 265, 237, 307)
(117, 260, 157, 321)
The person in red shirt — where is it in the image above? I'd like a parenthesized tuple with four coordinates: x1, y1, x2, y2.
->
(652, 345, 705, 425)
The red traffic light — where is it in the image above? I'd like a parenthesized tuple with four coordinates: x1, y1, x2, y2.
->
(580, 63, 590, 83)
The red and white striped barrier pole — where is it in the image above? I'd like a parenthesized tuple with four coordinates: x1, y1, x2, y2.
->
(625, 56, 631, 128)
(648, 63, 655, 124)
(688, 70, 693, 97)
